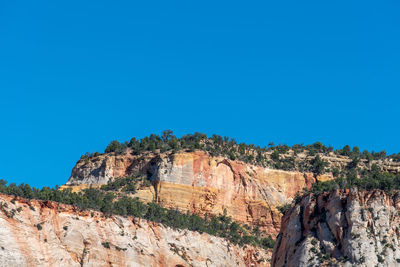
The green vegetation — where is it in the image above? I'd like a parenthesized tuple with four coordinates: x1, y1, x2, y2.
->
(277, 203, 292, 214)
(0, 202, 15, 218)
(377, 254, 384, 263)
(309, 155, 329, 176)
(300, 164, 400, 198)
(101, 242, 111, 249)
(0, 179, 275, 250)
(100, 173, 151, 193)
(80, 130, 398, 176)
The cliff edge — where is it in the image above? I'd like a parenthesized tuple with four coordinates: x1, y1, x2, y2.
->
(272, 189, 400, 267)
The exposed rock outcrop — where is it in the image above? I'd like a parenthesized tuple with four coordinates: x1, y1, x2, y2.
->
(67, 150, 400, 187)
(66, 151, 328, 236)
(272, 189, 400, 267)
(0, 194, 269, 267)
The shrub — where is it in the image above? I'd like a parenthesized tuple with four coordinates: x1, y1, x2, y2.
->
(105, 141, 126, 154)
(261, 235, 275, 249)
(377, 254, 384, 263)
(310, 155, 328, 176)
(277, 203, 291, 214)
(102, 242, 111, 249)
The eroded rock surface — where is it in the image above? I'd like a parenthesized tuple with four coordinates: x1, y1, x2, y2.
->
(0, 194, 269, 267)
(272, 189, 400, 267)
(66, 151, 326, 235)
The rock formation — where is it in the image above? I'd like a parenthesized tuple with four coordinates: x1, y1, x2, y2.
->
(66, 150, 400, 187)
(272, 189, 400, 267)
(0, 193, 269, 267)
(65, 151, 329, 236)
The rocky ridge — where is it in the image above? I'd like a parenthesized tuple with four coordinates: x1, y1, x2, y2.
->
(272, 189, 400, 267)
(0, 193, 269, 267)
(67, 149, 400, 187)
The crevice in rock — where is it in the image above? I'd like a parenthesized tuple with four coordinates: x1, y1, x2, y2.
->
(79, 240, 90, 267)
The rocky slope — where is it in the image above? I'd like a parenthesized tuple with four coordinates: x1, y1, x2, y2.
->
(0, 193, 269, 267)
(272, 189, 400, 267)
(65, 150, 331, 236)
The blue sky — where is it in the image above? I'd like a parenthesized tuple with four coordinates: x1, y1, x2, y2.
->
(0, 1, 399, 188)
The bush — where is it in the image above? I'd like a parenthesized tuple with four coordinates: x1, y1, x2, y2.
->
(277, 203, 291, 214)
(310, 155, 328, 176)
(100, 174, 150, 194)
(377, 254, 384, 263)
(105, 140, 126, 154)
(102, 242, 110, 249)
(261, 235, 275, 249)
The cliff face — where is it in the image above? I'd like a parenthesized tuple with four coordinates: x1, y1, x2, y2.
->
(313, 154, 400, 174)
(272, 189, 400, 267)
(0, 194, 269, 267)
(66, 151, 328, 236)
(67, 150, 400, 187)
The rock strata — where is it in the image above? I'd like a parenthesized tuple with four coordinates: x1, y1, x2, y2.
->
(0, 194, 269, 267)
(66, 151, 327, 235)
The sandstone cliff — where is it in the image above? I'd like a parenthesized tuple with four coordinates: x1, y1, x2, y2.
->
(65, 151, 328, 236)
(0, 193, 269, 267)
(272, 189, 400, 267)
(67, 150, 400, 188)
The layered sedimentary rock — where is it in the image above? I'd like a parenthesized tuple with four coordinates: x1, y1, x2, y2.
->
(0, 194, 269, 267)
(66, 151, 329, 235)
(67, 150, 400, 187)
(272, 189, 400, 267)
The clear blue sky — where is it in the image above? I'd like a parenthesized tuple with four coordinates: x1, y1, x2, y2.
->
(0, 1, 399, 188)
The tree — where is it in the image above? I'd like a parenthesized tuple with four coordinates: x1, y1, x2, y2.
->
(347, 157, 360, 170)
(261, 235, 275, 249)
(21, 183, 33, 199)
(0, 179, 8, 193)
(352, 146, 361, 157)
(341, 145, 351, 157)
(128, 137, 140, 151)
(310, 155, 328, 176)
(268, 142, 275, 148)
(308, 142, 327, 153)
(271, 150, 280, 161)
(100, 192, 115, 215)
(105, 140, 125, 154)
(362, 150, 372, 162)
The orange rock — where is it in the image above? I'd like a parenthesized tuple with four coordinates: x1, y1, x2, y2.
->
(66, 151, 330, 236)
